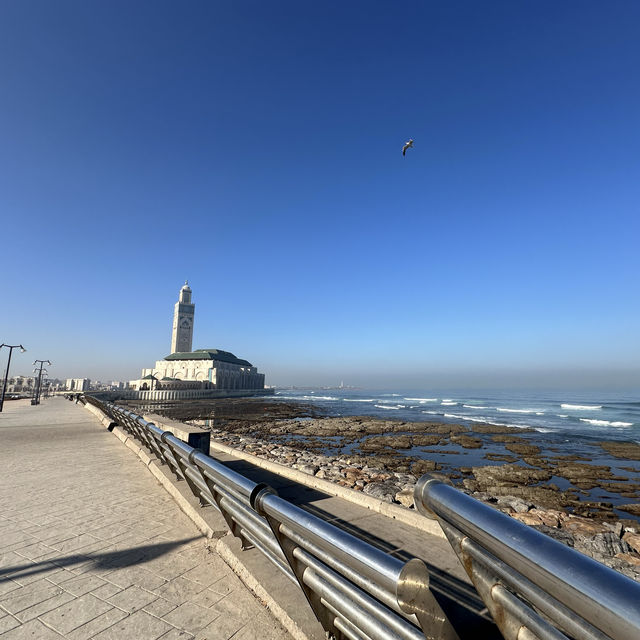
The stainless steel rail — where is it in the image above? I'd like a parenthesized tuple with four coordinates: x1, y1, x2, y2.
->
(414, 474, 640, 640)
(85, 397, 469, 640)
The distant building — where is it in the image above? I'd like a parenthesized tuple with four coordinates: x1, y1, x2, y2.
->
(65, 378, 90, 391)
(2, 376, 35, 394)
(130, 283, 266, 392)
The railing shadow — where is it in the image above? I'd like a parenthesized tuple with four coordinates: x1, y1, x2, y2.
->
(0, 536, 200, 584)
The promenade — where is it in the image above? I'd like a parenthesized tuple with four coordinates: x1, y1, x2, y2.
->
(0, 399, 291, 640)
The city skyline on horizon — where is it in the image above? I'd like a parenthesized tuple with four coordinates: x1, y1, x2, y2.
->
(1, 2, 638, 391)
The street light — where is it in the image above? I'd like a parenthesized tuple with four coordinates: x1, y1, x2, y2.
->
(0, 344, 27, 412)
(32, 360, 51, 406)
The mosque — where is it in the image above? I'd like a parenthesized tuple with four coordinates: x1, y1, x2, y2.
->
(129, 283, 266, 394)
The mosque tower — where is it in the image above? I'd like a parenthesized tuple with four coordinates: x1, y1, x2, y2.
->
(170, 281, 195, 353)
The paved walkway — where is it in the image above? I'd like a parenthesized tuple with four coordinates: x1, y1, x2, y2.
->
(0, 398, 291, 640)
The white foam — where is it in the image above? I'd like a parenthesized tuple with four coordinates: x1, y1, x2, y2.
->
(579, 419, 633, 428)
(497, 408, 541, 414)
(463, 404, 489, 409)
(421, 410, 441, 415)
(404, 398, 438, 403)
(302, 395, 339, 401)
(343, 399, 375, 402)
(441, 401, 458, 406)
(561, 404, 602, 410)
(375, 404, 402, 410)
(557, 414, 569, 418)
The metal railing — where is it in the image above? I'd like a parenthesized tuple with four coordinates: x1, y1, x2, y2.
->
(86, 397, 477, 640)
(415, 475, 640, 640)
(84, 396, 640, 640)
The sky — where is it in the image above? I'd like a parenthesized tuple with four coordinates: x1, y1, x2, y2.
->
(1, 1, 639, 389)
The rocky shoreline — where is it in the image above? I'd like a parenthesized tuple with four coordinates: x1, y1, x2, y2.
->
(132, 398, 640, 581)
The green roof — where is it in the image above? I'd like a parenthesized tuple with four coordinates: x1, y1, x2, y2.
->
(164, 349, 252, 367)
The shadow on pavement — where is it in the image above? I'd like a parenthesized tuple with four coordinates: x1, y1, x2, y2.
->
(0, 536, 200, 584)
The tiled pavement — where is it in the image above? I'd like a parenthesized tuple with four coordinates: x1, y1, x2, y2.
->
(0, 399, 291, 640)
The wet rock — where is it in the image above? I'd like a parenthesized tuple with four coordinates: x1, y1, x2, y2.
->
(505, 443, 541, 456)
(471, 464, 552, 487)
(451, 434, 483, 449)
(618, 504, 640, 516)
(411, 459, 439, 475)
(485, 453, 519, 463)
(598, 441, 640, 461)
(412, 435, 443, 446)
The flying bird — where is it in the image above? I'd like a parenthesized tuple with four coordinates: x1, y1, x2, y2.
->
(402, 139, 414, 156)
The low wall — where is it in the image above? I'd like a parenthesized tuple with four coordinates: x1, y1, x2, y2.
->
(89, 388, 275, 402)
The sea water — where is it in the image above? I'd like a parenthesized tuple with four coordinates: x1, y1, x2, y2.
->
(271, 388, 639, 443)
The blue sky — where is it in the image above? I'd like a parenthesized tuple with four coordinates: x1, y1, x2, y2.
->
(1, 1, 639, 388)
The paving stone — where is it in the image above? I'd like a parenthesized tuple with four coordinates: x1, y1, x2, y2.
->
(0, 582, 64, 614)
(65, 607, 128, 640)
(88, 582, 123, 601)
(14, 591, 75, 622)
(58, 574, 107, 597)
(161, 602, 218, 632)
(0, 400, 291, 640)
(39, 594, 113, 635)
(91, 610, 173, 640)
(155, 577, 207, 605)
(194, 614, 244, 640)
(143, 597, 178, 618)
(0, 617, 65, 638)
(0, 613, 20, 634)
(107, 585, 158, 613)
(158, 629, 194, 640)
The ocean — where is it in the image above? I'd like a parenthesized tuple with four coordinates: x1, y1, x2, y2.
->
(271, 388, 639, 443)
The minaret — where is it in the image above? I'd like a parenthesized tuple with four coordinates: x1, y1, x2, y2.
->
(171, 281, 195, 353)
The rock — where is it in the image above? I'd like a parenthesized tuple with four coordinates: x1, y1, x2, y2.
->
(412, 435, 443, 446)
(562, 516, 608, 536)
(495, 496, 532, 513)
(411, 459, 439, 475)
(505, 443, 542, 456)
(573, 532, 630, 559)
(529, 508, 563, 528)
(485, 453, 520, 463)
(296, 464, 319, 476)
(618, 504, 640, 516)
(511, 512, 544, 526)
(598, 441, 640, 461)
(395, 488, 414, 508)
(615, 552, 640, 567)
(471, 465, 552, 487)
(362, 481, 397, 503)
(451, 435, 483, 449)
(623, 532, 640, 554)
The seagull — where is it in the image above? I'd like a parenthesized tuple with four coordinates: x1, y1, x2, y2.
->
(402, 139, 414, 156)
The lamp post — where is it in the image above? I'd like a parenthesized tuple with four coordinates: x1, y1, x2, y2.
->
(0, 344, 27, 412)
(32, 360, 51, 406)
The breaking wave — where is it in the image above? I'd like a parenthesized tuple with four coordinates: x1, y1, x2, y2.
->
(561, 404, 602, 410)
(404, 398, 438, 403)
(463, 404, 489, 409)
(497, 408, 542, 414)
(579, 419, 633, 428)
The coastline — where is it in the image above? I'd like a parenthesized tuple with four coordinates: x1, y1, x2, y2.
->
(125, 397, 640, 580)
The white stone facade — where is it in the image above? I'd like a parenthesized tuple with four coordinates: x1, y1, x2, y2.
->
(130, 283, 266, 393)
